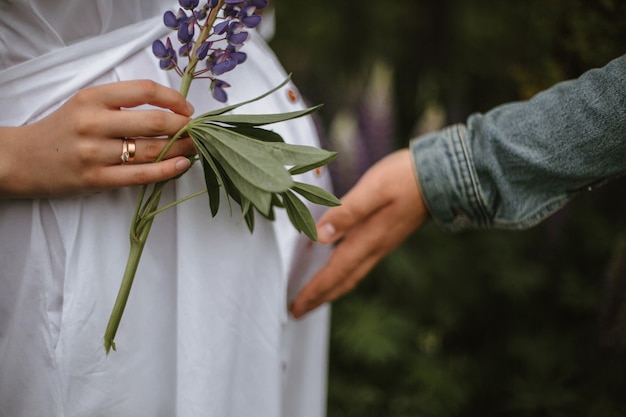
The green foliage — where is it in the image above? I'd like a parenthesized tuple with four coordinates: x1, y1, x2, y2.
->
(187, 80, 339, 240)
(271, 0, 626, 416)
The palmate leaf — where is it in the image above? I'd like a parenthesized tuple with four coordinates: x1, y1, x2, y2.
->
(180, 76, 340, 241)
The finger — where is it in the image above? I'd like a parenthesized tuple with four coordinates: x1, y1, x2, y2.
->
(315, 173, 388, 244)
(290, 238, 382, 319)
(83, 137, 196, 166)
(92, 80, 195, 116)
(118, 137, 196, 164)
(291, 202, 394, 317)
(84, 156, 192, 190)
(133, 136, 197, 163)
(106, 109, 192, 138)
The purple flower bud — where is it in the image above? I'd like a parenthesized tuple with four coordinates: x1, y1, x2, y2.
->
(160, 59, 176, 70)
(179, 0, 199, 9)
(227, 31, 248, 45)
(196, 41, 211, 60)
(163, 10, 180, 29)
(176, 8, 189, 22)
(228, 21, 244, 33)
(224, 45, 246, 63)
(208, 0, 219, 7)
(178, 22, 194, 43)
(224, 0, 242, 3)
(179, 43, 192, 57)
(212, 57, 237, 75)
(249, 0, 268, 8)
(241, 14, 261, 28)
(223, 5, 238, 18)
(231, 50, 246, 64)
(211, 79, 231, 102)
(152, 39, 169, 59)
(214, 20, 229, 35)
(194, 8, 207, 20)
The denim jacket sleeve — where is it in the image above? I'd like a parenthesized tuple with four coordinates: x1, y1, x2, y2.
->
(410, 54, 626, 233)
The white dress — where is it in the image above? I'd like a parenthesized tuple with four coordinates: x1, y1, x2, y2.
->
(0, 1, 332, 416)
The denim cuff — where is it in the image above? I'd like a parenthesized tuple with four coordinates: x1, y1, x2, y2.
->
(410, 124, 490, 233)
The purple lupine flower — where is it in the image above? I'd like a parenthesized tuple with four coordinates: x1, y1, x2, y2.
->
(154, 0, 266, 102)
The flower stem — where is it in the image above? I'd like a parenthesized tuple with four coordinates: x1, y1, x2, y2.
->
(103, 0, 225, 353)
(103, 220, 153, 354)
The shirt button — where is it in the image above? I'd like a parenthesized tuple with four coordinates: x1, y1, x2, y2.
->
(287, 88, 299, 103)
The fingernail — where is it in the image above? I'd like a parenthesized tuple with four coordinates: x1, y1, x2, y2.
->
(176, 158, 191, 171)
(317, 222, 336, 243)
(186, 101, 195, 115)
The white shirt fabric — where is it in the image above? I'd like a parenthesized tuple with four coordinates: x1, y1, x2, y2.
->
(0, 1, 332, 416)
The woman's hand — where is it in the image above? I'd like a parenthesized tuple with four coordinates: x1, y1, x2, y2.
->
(289, 149, 430, 318)
(0, 80, 197, 198)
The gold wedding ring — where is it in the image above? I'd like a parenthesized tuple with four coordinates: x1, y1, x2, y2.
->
(120, 138, 136, 163)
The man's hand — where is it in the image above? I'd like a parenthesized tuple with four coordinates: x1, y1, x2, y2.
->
(289, 148, 430, 318)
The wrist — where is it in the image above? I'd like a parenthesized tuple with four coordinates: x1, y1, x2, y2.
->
(0, 125, 34, 198)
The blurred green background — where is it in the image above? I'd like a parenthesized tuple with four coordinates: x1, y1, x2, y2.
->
(269, 1, 626, 416)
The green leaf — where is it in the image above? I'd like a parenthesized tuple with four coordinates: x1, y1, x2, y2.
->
(198, 104, 323, 127)
(243, 202, 255, 232)
(255, 141, 337, 167)
(200, 156, 221, 216)
(272, 193, 284, 209)
(224, 125, 285, 143)
(194, 76, 292, 118)
(288, 157, 336, 176)
(192, 139, 224, 217)
(282, 190, 318, 240)
(209, 124, 337, 168)
(198, 131, 274, 215)
(292, 181, 341, 207)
